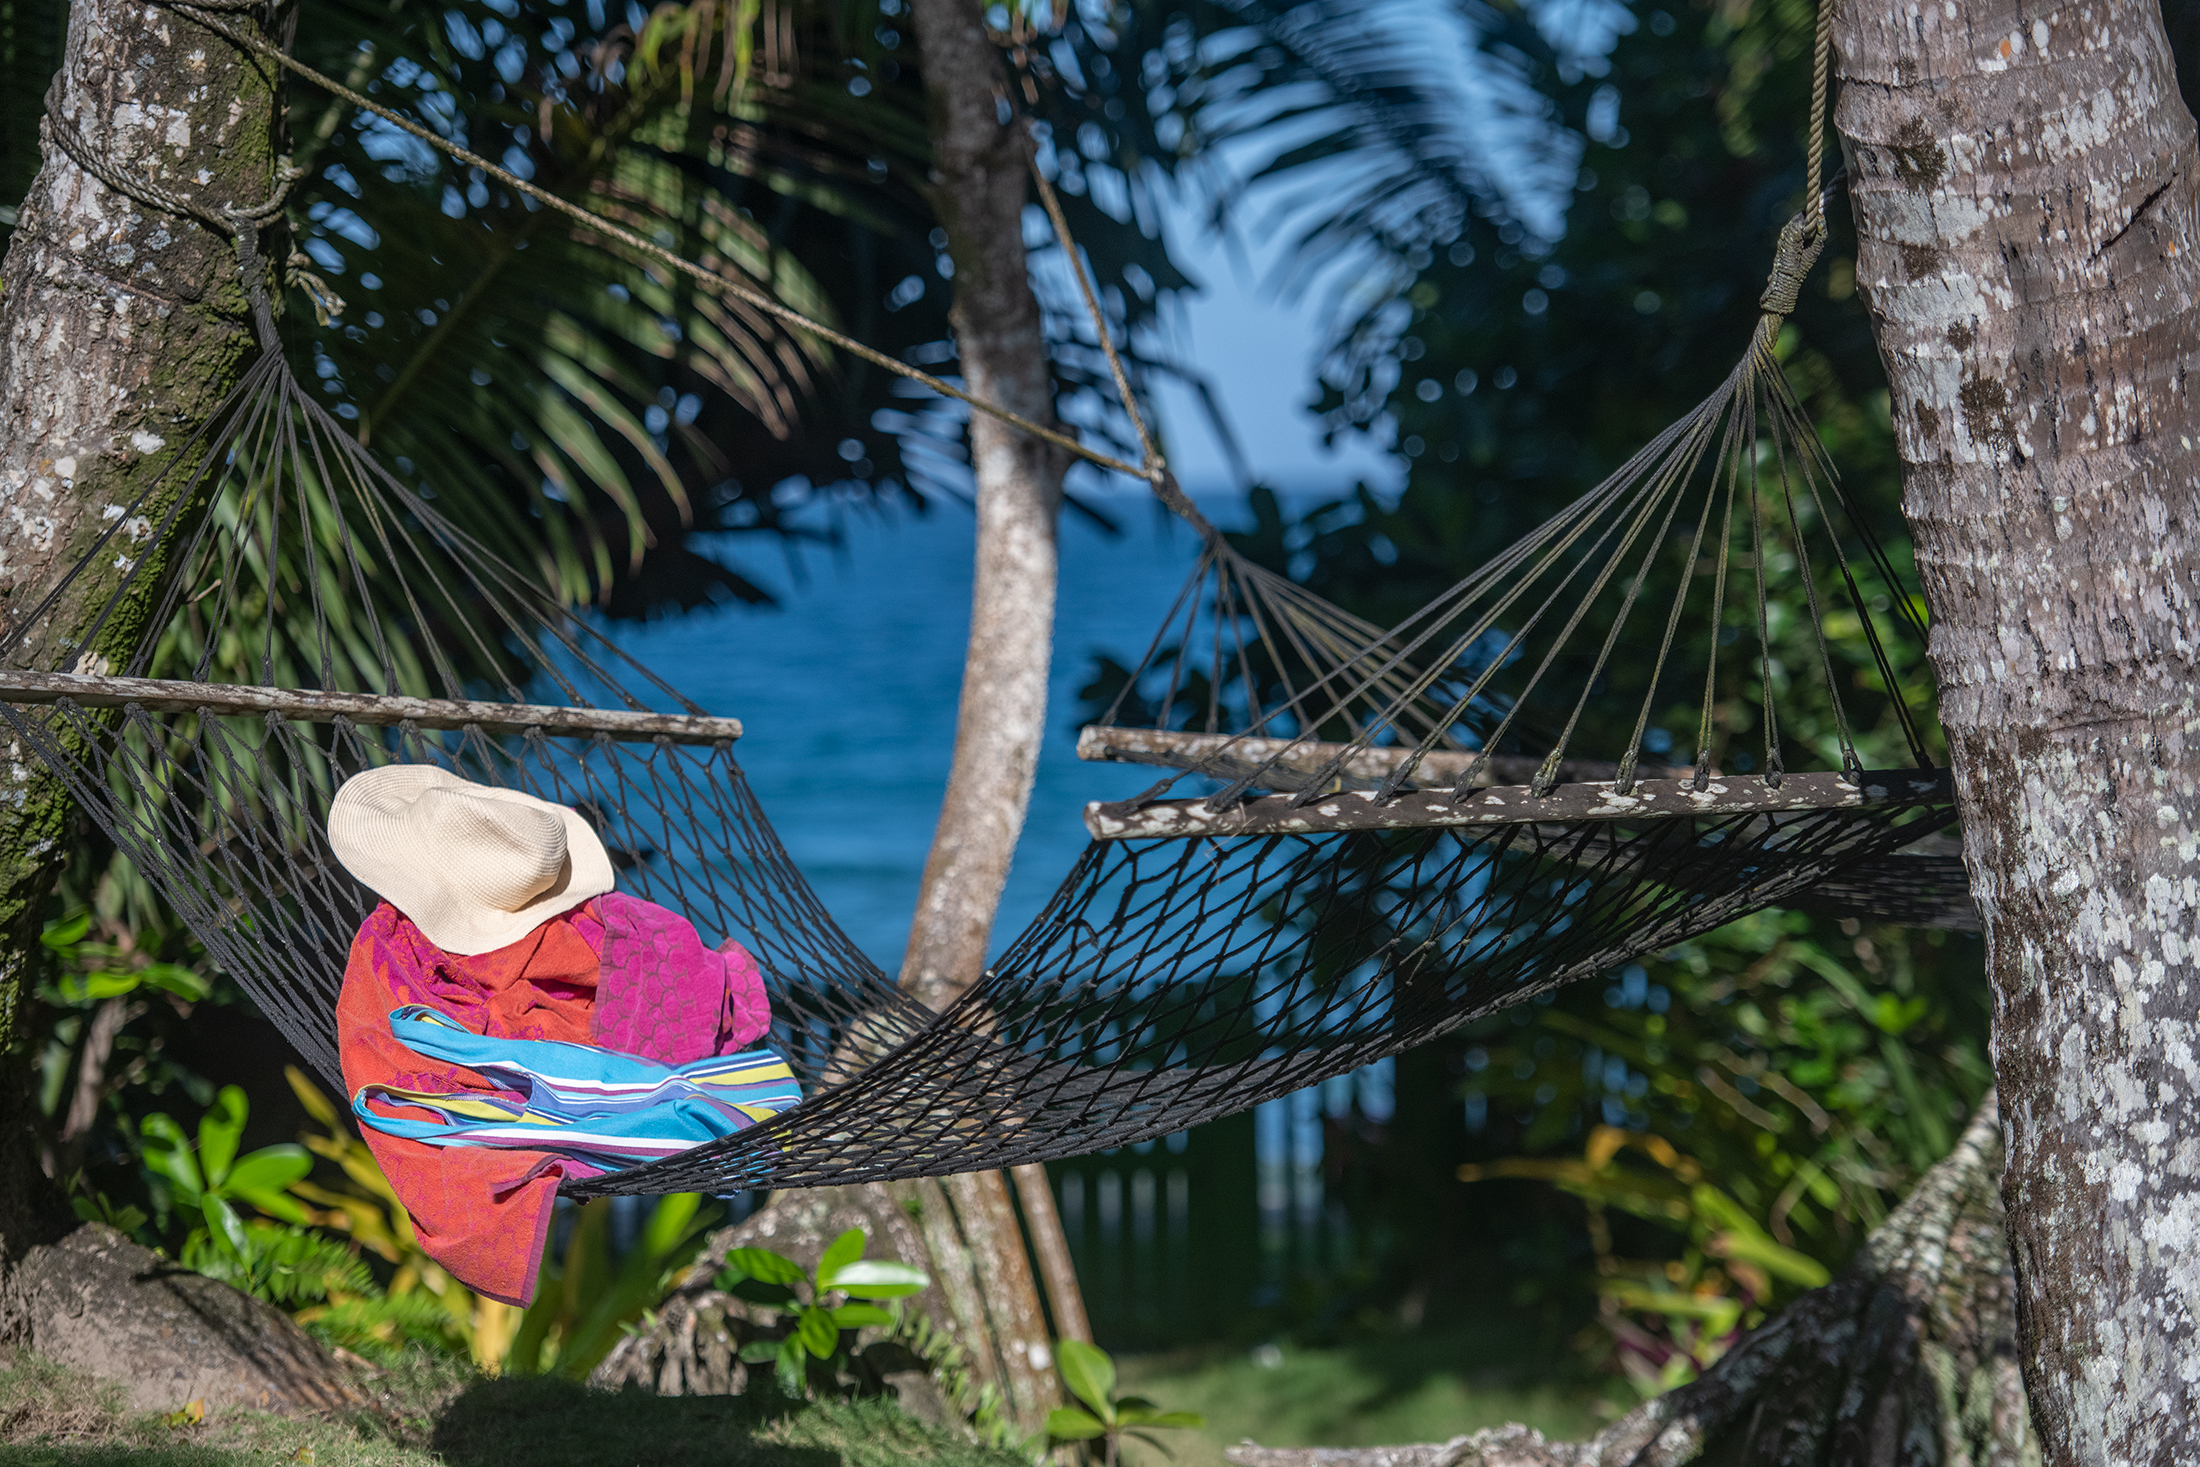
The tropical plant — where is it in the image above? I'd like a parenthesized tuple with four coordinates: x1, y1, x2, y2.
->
(714, 1227, 930, 1398)
(508, 1189, 726, 1379)
(1452, 908, 1988, 1387)
(1046, 1339, 1204, 1466)
(134, 1085, 316, 1258)
(183, 1219, 465, 1362)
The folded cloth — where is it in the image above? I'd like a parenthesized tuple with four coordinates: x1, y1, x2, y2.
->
(337, 896, 778, 1305)
(592, 891, 773, 1063)
(356, 1005, 801, 1170)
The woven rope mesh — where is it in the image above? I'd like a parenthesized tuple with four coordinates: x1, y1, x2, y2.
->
(0, 344, 1955, 1194)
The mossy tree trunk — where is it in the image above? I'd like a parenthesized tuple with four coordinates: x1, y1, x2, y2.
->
(0, 0, 285, 1255)
(1833, 0, 2200, 1456)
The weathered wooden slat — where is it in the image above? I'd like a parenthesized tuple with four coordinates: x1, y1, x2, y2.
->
(1084, 768, 1954, 840)
(0, 670, 742, 745)
(1076, 725, 1691, 792)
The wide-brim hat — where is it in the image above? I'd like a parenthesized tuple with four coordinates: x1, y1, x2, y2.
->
(327, 766, 616, 955)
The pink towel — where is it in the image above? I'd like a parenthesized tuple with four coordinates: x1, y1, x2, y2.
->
(590, 891, 773, 1063)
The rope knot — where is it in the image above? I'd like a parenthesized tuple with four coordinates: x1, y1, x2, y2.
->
(1757, 212, 1826, 319)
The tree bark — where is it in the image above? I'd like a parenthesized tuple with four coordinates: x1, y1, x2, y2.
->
(1832, 0, 2200, 1457)
(893, 0, 1078, 1427)
(617, 0, 1086, 1429)
(1224, 1097, 2031, 1466)
(901, 0, 1061, 1018)
(0, 0, 284, 1256)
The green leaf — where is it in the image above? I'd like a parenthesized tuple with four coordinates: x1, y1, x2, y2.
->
(1045, 1408, 1108, 1442)
(202, 1194, 249, 1260)
(283, 1066, 342, 1130)
(1056, 1339, 1117, 1421)
(138, 964, 212, 1001)
(795, 1303, 840, 1359)
(832, 1260, 928, 1298)
(42, 913, 91, 951)
(222, 1145, 311, 1196)
(814, 1227, 865, 1290)
(722, 1247, 806, 1287)
(232, 1188, 312, 1226)
(737, 1339, 784, 1364)
(1116, 1405, 1205, 1430)
(71, 1194, 148, 1235)
(774, 1337, 808, 1398)
(55, 970, 141, 1004)
(1712, 1227, 1833, 1289)
(828, 1303, 891, 1329)
(197, 1086, 248, 1188)
(138, 1113, 202, 1199)
(719, 1276, 799, 1307)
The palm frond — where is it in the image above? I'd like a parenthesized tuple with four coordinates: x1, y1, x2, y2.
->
(291, 0, 950, 614)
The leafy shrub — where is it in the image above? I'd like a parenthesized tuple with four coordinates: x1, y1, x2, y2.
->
(714, 1228, 930, 1397)
(1046, 1340, 1203, 1467)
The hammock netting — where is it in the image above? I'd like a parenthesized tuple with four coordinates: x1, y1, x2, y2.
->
(0, 209, 1958, 1194)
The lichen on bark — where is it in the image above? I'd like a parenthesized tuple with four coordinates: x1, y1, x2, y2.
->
(1833, 0, 2200, 1455)
(0, 0, 284, 1247)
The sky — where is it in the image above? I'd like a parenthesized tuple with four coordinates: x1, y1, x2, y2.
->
(1138, 207, 1401, 498)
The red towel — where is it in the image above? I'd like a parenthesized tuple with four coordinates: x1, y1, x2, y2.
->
(337, 901, 606, 1305)
(336, 894, 776, 1305)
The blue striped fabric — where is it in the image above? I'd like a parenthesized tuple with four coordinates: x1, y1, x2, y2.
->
(354, 1005, 803, 1171)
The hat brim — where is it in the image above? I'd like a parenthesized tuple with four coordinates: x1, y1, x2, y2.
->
(329, 767, 618, 956)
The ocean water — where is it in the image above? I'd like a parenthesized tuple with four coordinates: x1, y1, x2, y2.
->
(602, 492, 1213, 969)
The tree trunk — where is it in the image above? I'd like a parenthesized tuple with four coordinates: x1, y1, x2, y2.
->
(896, 0, 1077, 1424)
(1224, 1097, 2030, 1466)
(0, 0, 284, 1257)
(1831, 0, 2200, 1458)
(617, 0, 1086, 1429)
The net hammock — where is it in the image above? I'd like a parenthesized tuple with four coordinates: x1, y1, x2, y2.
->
(0, 2, 1960, 1194)
(0, 216, 1954, 1197)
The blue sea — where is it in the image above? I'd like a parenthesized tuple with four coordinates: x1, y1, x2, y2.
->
(603, 489, 1218, 970)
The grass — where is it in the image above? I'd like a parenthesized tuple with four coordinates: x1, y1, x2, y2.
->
(1112, 1327, 1605, 1467)
(0, 1329, 1605, 1467)
(0, 1353, 1032, 1467)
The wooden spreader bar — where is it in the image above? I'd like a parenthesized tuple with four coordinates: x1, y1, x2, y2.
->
(1084, 767, 1954, 841)
(0, 670, 743, 745)
(1076, 725, 1691, 792)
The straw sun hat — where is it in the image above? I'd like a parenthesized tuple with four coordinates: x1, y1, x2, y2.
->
(327, 766, 616, 955)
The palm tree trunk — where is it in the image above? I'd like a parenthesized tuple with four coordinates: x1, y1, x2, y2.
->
(614, 0, 1088, 1428)
(895, 0, 1078, 1426)
(1831, 0, 2200, 1457)
(0, 0, 284, 1257)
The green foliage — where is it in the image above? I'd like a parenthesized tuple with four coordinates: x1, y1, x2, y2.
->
(1047, 1339, 1204, 1467)
(1452, 910, 1986, 1388)
(715, 1228, 929, 1399)
(507, 1190, 725, 1380)
(134, 1085, 314, 1258)
(33, 904, 242, 1215)
(180, 1219, 372, 1306)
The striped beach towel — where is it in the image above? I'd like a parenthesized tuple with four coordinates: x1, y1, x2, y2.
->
(355, 1005, 802, 1171)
